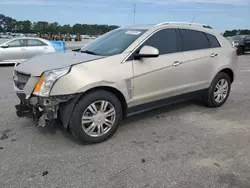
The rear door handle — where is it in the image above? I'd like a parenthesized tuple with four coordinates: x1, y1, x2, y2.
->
(172, 61, 181, 66)
(210, 53, 218, 57)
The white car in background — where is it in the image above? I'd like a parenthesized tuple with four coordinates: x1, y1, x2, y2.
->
(0, 37, 66, 65)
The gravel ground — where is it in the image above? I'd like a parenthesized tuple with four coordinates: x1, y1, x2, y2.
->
(0, 55, 250, 188)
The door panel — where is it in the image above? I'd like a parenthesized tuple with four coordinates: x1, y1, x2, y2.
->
(181, 49, 216, 90)
(26, 39, 49, 58)
(130, 28, 194, 106)
(132, 52, 189, 106)
(178, 28, 218, 90)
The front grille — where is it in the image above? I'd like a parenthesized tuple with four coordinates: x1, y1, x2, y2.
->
(14, 71, 30, 90)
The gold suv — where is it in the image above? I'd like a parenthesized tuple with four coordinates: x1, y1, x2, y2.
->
(14, 22, 238, 144)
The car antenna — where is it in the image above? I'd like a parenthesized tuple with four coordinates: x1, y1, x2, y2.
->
(190, 16, 196, 25)
(133, 4, 136, 24)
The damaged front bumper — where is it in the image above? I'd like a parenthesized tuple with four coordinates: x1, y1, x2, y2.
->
(15, 92, 79, 128)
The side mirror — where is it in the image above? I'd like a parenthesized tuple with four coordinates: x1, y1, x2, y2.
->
(134, 45, 159, 59)
(1, 44, 9, 48)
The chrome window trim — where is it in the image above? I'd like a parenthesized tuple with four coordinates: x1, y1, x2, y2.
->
(121, 26, 223, 64)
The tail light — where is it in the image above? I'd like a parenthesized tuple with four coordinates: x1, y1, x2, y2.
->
(234, 47, 238, 56)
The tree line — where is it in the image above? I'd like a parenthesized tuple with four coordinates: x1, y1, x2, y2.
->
(1, 14, 249, 36)
(0, 14, 119, 35)
(223, 29, 250, 37)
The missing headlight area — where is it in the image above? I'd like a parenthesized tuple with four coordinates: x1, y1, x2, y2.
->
(16, 93, 78, 128)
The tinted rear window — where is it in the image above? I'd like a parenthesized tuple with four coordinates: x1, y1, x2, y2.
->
(179, 29, 210, 51)
(205, 33, 221, 48)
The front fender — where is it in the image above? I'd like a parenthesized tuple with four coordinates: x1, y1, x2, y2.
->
(59, 93, 82, 130)
(58, 83, 129, 130)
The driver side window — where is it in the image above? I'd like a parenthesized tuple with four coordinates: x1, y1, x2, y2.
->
(7, 39, 26, 48)
(142, 29, 178, 55)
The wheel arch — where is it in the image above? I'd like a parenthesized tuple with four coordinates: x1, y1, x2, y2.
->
(218, 68, 234, 83)
(59, 86, 128, 130)
(81, 86, 128, 118)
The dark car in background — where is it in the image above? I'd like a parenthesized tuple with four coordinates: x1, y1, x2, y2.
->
(228, 35, 250, 55)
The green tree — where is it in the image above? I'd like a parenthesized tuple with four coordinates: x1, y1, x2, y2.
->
(59, 24, 72, 34)
(33, 21, 49, 33)
(72, 24, 83, 34)
(0, 14, 119, 35)
(47, 22, 59, 33)
(239, 29, 250, 35)
(22, 20, 32, 33)
(223, 30, 238, 37)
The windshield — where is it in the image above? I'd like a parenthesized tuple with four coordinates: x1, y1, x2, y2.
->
(80, 28, 147, 56)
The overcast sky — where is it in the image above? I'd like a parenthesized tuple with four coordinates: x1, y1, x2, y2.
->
(0, 0, 249, 31)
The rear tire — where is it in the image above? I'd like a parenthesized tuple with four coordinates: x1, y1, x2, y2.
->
(69, 90, 122, 144)
(237, 46, 244, 55)
(202, 72, 231, 108)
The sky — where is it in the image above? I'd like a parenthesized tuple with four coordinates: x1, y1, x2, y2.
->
(0, 0, 249, 32)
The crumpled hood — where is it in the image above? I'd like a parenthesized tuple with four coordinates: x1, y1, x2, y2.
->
(15, 51, 105, 76)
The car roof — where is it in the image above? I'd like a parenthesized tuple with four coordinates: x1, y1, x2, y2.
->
(120, 24, 155, 30)
(10, 37, 41, 40)
(120, 22, 218, 36)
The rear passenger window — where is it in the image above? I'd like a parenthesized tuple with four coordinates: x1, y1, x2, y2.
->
(27, 39, 47, 47)
(205, 33, 221, 48)
(143, 29, 178, 55)
(179, 29, 210, 51)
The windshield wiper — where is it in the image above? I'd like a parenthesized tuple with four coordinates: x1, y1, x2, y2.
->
(80, 50, 99, 55)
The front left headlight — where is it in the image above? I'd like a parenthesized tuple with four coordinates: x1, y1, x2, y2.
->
(33, 66, 71, 97)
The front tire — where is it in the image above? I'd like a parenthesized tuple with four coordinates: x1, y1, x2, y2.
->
(69, 90, 122, 144)
(202, 72, 231, 108)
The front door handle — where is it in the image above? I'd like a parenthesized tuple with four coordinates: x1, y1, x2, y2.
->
(210, 53, 218, 57)
(172, 61, 181, 66)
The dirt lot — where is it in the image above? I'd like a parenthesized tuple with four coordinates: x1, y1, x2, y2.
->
(0, 55, 250, 188)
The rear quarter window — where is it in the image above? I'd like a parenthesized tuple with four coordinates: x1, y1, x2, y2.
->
(205, 33, 221, 48)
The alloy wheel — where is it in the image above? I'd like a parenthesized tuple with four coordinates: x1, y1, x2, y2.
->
(81, 100, 116, 137)
(214, 79, 229, 103)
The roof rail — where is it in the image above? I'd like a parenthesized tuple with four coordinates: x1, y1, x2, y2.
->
(156, 22, 212, 29)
